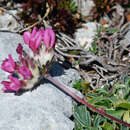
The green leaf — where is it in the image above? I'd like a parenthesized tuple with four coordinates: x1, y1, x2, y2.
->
(88, 97, 112, 109)
(73, 79, 82, 90)
(96, 26, 105, 36)
(115, 102, 130, 110)
(86, 93, 98, 98)
(73, 79, 91, 93)
(95, 88, 109, 96)
(123, 76, 130, 87)
(70, 1, 76, 8)
(98, 51, 104, 56)
(89, 41, 98, 54)
(123, 76, 130, 100)
(82, 81, 91, 93)
(112, 83, 126, 95)
(102, 122, 113, 130)
(74, 105, 91, 127)
(109, 95, 120, 104)
(123, 88, 130, 100)
(94, 115, 106, 128)
(121, 125, 128, 130)
(105, 109, 126, 119)
(70, 1, 77, 12)
(106, 28, 119, 33)
(123, 110, 130, 123)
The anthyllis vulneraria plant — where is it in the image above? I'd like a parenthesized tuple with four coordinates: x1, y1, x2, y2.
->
(1, 27, 55, 92)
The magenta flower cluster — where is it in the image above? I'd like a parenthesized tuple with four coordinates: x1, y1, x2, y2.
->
(1, 27, 55, 92)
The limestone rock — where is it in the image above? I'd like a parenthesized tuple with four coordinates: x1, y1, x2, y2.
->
(74, 22, 99, 50)
(73, 0, 95, 16)
(0, 10, 21, 32)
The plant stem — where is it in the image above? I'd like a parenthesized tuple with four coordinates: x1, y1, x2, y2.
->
(44, 74, 130, 127)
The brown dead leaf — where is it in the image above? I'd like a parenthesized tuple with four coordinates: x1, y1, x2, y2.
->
(83, 16, 91, 21)
(0, 8, 4, 15)
(117, 55, 121, 60)
(101, 55, 105, 58)
(98, 42, 104, 47)
(89, 70, 96, 74)
(100, 19, 108, 26)
(83, 26, 88, 30)
(83, 41, 88, 47)
(106, 5, 110, 13)
(85, 96, 91, 100)
(70, 57, 75, 62)
(73, 13, 80, 19)
(66, 56, 75, 63)
(127, 14, 130, 22)
(77, 68, 81, 72)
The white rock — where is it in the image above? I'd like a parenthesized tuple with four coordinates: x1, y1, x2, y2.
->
(74, 22, 99, 50)
(73, 0, 95, 16)
(0, 10, 21, 31)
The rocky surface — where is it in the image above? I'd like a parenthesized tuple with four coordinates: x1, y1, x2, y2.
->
(73, 0, 95, 17)
(0, 32, 83, 130)
(0, 10, 21, 32)
(74, 22, 99, 50)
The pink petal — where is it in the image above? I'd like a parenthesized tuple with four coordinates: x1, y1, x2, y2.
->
(44, 29, 51, 47)
(19, 66, 32, 80)
(16, 43, 23, 55)
(29, 29, 42, 52)
(8, 75, 22, 91)
(31, 26, 38, 37)
(8, 54, 15, 68)
(1, 76, 22, 92)
(39, 28, 44, 38)
(43, 28, 55, 48)
(23, 32, 31, 45)
(1, 54, 16, 73)
(29, 38, 36, 52)
(35, 31, 42, 49)
(49, 29, 55, 48)
(1, 81, 11, 92)
(2, 86, 8, 92)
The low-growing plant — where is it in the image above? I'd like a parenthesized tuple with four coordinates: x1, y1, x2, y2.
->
(73, 76, 130, 129)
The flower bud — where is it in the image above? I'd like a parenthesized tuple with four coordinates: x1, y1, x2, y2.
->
(1, 75, 22, 92)
(44, 28, 55, 49)
(1, 54, 16, 73)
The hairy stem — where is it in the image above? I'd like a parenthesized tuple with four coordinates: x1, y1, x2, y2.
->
(44, 74, 130, 127)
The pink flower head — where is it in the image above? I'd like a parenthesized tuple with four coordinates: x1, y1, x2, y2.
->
(1, 75, 22, 92)
(19, 65, 33, 80)
(23, 27, 44, 52)
(1, 54, 16, 73)
(43, 28, 55, 48)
